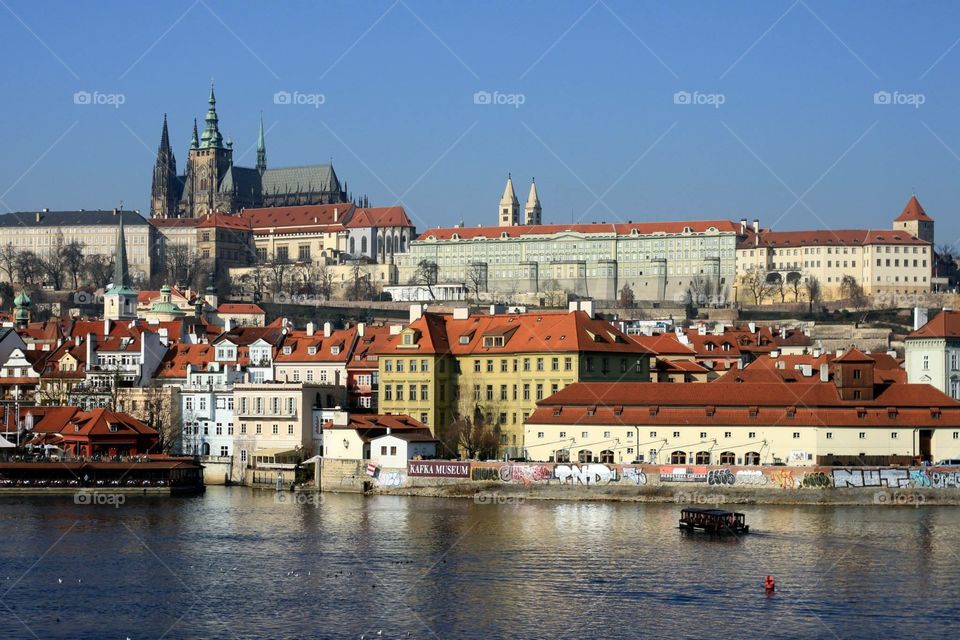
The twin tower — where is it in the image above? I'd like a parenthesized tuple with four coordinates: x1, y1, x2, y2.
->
(499, 174, 541, 227)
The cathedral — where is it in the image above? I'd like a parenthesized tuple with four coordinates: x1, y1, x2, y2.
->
(150, 83, 349, 218)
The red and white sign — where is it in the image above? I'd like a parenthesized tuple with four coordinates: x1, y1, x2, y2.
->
(366, 463, 379, 477)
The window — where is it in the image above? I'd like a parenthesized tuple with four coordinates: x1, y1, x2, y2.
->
(523, 358, 530, 372)
(390, 446, 397, 456)
(256, 424, 262, 434)
(474, 360, 481, 373)
(923, 355, 929, 370)
(536, 384, 544, 400)
(536, 358, 544, 371)
(409, 360, 417, 372)
(523, 384, 530, 401)
(581, 431, 588, 438)
(381, 446, 387, 455)
(288, 425, 294, 435)
(537, 432, 545, 439)
(564, 357, 573, 371)
(551, 357, 559, 371)
(891, 432, 898, 439)
(500, 385, 507, 401)
(396, 360, 404, 373)
(826, 432, 833, 439)
(486, 360, 494, 373)
(671, 451, 687, 464)
(500, 360, 508, 373)
(748, 431, 756, 439)
(273, 424, 279, 434)
(724, 432, 731, 438)
(421, 385, 429, 401)
(483, 336, 504, 348)
(555, 449, 570, 463)
(384, 384, 392, 401)
(853, 368, 861, 380)
(421, 359, 429, 372)
(649, 431, 657, 438)
(699, 432, 707, 439)
(673, 431, 680, 438)
(744, 451, 760, 465)
(859, 432, 866, 439)
(793, 432, 800, 439)
(486, 385, 493, 401)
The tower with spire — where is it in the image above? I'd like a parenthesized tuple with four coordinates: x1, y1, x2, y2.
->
(149, 114, 179, 218)
(524, 178, 542, 225)
(894, 195, 934, 244)
(103, 214, 138, 321)
(256, 112, 267, 174)
(499, 174, 520, 227)
(185, 81, 233, 217)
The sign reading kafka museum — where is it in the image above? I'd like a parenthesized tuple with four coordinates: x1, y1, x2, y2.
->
(407, 461, 471, 478)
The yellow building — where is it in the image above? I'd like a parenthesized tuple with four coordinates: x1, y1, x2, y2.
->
(525, 350, 960, 465)
(377, 304, 652, 457)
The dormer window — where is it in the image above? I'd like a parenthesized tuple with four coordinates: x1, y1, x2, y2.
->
(108, 423, 118, 432)
(483, 336, 505, 348)
(307, 346, 317, 356)
(331, 346, 340, 356)
(282, 346, 292, 355)
(459, 335, 470, 345)
(402, 333, 415, 346)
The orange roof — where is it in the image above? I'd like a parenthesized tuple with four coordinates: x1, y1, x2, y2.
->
(895, 196, 933, 222)
(378, 310, 652, 357)
(418, 220, 739, 241)
(276, 328, 356, 363)
(908, 310, 960, 339)
(629, 333, 695, 356)
(155, 344, 215, 379)
(834, 348, 874, 363)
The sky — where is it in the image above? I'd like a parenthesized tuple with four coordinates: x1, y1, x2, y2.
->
(1, 1, 960, 244)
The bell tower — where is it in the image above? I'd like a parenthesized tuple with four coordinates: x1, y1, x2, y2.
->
(524, 178, 541, 225)
(499, 173, 519, 227)
(186, 82, 232, 217)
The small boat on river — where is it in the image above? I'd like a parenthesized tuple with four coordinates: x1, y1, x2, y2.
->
(679, 507, 749, 534)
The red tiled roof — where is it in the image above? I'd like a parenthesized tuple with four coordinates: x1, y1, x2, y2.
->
(150, 218, 200, 228)
(276, 328, 356, 363)
(155, 343, 215, 379)
(834, 348, 874, 363)
(629, 333, 695, 356)
(895, 196, 932, 222)
(738, 228, 929, 249)
(240, 204, 354, 230)
(217, 303, 264, 315)
(378, 311, 652, 357)
(908, 310, 960, 339)
(529, 380, 960, 427)
(345, 206, 413, 229)
(197, 212, 252, 230)
(417, 220, 740, 241)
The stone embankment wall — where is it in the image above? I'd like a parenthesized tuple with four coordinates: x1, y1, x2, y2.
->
(325, 460, 960, 505)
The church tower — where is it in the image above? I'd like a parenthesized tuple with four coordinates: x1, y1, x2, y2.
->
(893, 195, 934, 244)
(186, 82, 233, 217)
(524, 178, 542, 226)
(150, 114, 179, 218)
(499, 174, 519, 226)
(103, 215, 138, 321)
(256, 112, 267, 174)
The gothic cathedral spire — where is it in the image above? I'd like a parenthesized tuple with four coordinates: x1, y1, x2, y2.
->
(256, 111, 267, 173)
(149, 114, 178, 218)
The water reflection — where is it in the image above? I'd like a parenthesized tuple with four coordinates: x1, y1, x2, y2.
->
(0, 489, 957, 639)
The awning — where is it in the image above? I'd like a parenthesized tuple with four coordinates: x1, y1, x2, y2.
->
(0, 434, 16, 448)
(301, 455, 321, 464)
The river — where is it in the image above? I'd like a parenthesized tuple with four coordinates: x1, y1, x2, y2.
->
(0, 487, 957, 639)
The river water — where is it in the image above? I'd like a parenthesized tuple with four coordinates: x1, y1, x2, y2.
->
(0, 487, 957, 639)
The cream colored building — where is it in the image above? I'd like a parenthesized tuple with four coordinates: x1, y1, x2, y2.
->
(525, 351, 960, 465)
(735, 197, 934, 303)
(0, 209, 155, 284)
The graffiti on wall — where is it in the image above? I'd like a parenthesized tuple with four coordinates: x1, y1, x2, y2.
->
(622, 466, 647, 486)
(831, 468, 912, 488)
(374, 471, 405, 488)
(659, 466, 708, 483)
(554, 464, 619, 485)
(734, 470, 767, 486)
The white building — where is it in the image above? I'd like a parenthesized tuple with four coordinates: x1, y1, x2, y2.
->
(905, 310, 960, 399)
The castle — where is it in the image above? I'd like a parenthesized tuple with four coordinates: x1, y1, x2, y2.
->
(150, 83, 349, 218)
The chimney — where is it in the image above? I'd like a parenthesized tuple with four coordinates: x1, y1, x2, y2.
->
(333, 207, 339, 222)
(740, 218, 747, 235)
(913, 307, 928, 331)
(752, 219, 759, 234)
(748, 322, 756, 334)
(103, 318, 111, 335)
(85, 333, 96, 369)
(819, 363, 829, 383)
(323, 322, 332, 338)
(409, 304, 423, 323)
(224, 318, 233, 332)
(113, 208, 118, 216)
(770, 349, 779, 358)
(780, 326, 787, 340)
(453, 307, 469, 320)
(390, 325, 402, 335)
(35, 212, 42, 223)
(306, 322, 315, 337)
(357, 322, 365, 337)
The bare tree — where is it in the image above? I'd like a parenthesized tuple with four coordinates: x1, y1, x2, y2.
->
(38, 231, 67, 290)
(315, 263, 333, 300)
(409, 260, 439, 301)
(618, 283, 635, 309)
(687, 274, 717, 307)
(268, 251, 292, 295)
(165, 244, 201, 288)
(129, 384, 181, 454)
(62, 241, 86, 290)
(739, 266, 774, 305)
(14, 251, 41, 286)
(346, 261, 374, 301)
(540, 279, 567, 307)
(840, 274, 868, 321)
(447, 392, 501, 460)
(786, 272, 803, 302)
(84, 254, 114, 290)
(804, 276, 822, 314)
(0, 243, 18, 284)
(466, 262, 487, 302)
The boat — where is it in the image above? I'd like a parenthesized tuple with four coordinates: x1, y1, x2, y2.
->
(679, 507, 749, 534)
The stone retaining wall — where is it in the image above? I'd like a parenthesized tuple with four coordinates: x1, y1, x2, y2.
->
(339, 460, 960, 505)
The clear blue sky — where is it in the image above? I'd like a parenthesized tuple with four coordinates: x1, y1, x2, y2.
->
(2, 1, 960, 245)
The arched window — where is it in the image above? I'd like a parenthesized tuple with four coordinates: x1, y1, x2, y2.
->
(695, 451, 711, 465)
(361, 236, 368, 254)
(387, 236, 394, 254)
(578, 450, 594, 463)
(201, 442, 210, 456)
(744, 451, 761, 465)
(671, 451, 687, 464)
(719, 451, 736, 465)
(400, 235, 406, 252)
(599, 449, 614, 464)
(555, 449, 570, 463)
(349, 238, 355, 254)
